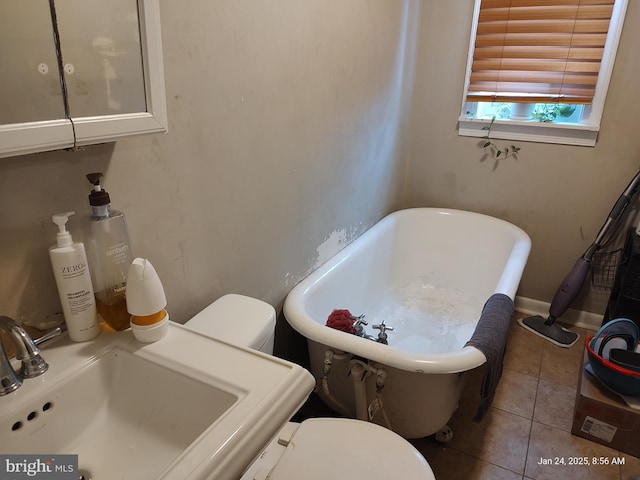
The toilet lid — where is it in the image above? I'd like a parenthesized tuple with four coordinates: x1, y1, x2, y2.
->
(265, 418, 435, 480)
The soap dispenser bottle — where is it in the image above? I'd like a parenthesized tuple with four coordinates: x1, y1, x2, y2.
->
(86, 172, 135, 331)
(49, 211, 100, 342)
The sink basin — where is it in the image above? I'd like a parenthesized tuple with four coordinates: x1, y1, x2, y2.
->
(2, 348, 237, 478)
(0, 323, 314, 480)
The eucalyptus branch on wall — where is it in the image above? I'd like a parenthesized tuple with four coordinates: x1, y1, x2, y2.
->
(481, 117, 521, 160)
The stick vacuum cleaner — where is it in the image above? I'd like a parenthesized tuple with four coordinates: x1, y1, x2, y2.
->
(519, 169, 640, 348)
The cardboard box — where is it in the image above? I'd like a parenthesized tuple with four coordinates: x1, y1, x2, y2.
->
(572, 351, 640, 457)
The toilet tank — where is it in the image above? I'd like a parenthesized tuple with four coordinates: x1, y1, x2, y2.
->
(184, 294, 276, 354)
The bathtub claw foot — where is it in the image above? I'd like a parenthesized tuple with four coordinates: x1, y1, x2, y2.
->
(434, 425, 454, 443)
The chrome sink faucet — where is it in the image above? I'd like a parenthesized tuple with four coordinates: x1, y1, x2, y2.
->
(0, 316, 49, 396)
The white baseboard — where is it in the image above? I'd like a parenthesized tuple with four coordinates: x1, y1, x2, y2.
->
(514, 296, 603, 331)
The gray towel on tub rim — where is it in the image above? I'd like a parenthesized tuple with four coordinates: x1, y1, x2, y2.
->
(464, 293, 514, 422)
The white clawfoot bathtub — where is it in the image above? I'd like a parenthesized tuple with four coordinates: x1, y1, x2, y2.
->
(283, 208, 531, 438)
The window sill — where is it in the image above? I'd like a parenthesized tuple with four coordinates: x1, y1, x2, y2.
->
(457, 117, 599, 147)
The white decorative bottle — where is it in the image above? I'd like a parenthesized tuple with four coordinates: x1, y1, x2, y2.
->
(127, 258, 169, 343)
(49, 211, 100, 342)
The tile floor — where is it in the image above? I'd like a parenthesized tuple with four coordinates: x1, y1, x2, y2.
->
(410, 312, 640, 480)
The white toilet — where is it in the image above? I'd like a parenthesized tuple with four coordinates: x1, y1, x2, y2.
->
(184, 294, 436, 480)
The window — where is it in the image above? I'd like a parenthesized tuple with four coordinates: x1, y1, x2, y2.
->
(458, 0, 628, 146)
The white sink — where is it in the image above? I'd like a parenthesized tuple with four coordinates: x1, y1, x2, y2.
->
(0, 322, 314, 480)
(2, 348, 237, 478)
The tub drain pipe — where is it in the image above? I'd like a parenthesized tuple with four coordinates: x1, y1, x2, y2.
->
(348, 359, 393, 430)
(317, 349, 351, 416)
(370, 368, 393, 430)
(349, 359, 371, 421)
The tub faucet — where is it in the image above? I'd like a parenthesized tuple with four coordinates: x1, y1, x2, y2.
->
(0, 316, 49, 396)
(372, 321, 394, 345)
(350, 314, 368, 337)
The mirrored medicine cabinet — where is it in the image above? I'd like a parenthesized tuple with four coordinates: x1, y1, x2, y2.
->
(0, 0, 167, 159)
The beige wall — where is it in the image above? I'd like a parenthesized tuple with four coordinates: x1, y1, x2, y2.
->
(403, 0, 640, 315)
(1, 0, 638, 335)
(0, 1, 418, 326)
